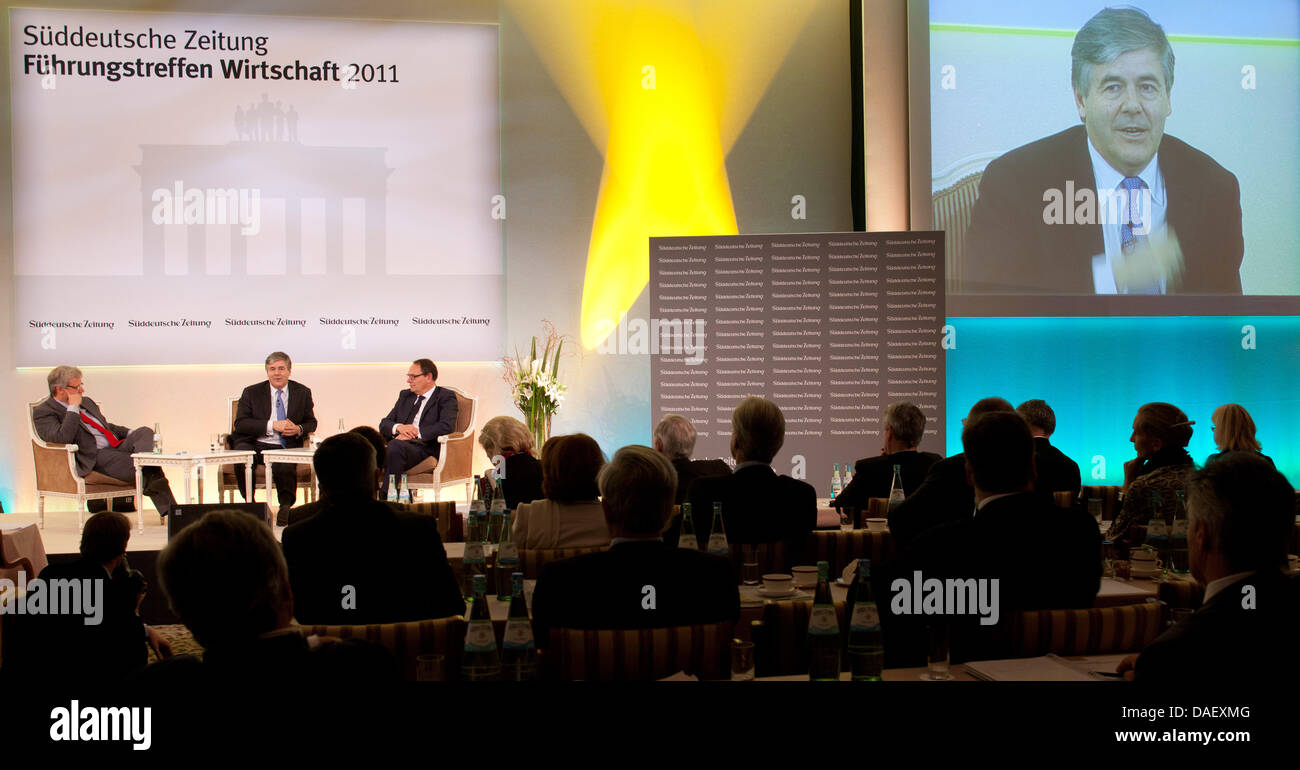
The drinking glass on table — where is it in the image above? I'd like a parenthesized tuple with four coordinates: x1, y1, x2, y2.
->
(1088, 498, 1104, 527)
(1113, 559, 1131, 581)
(741, 544, 760, 585)
(731, 639, 755, 681)
(924, 622, 951, 681)
(416, 654, 446, 682)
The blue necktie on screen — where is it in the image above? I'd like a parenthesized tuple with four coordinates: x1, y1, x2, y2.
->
(275, 389, 286, 447)
(1119, 176, 1160, 294)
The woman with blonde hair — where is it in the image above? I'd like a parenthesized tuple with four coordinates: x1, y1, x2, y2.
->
(478, 416, 544, 509)
(1207, 404, 1274, 467)
(1106, 402, 1197, 545)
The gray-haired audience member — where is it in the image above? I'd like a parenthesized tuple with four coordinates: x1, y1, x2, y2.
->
(654, 413, 732, 508)
(530, 445, 739, 648)
(1119, 453, 1299, 683)
(833, 401, 942, 512)
(1016, 399, 1082, 498)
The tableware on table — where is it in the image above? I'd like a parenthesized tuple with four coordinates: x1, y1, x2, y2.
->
(1170, 608, 1194, 629)
(1113, 559, 1131, 581)
(864, 518, 888, 532)
(923, 623, 951, 681)
(1287, 554, 1299, 575)
(761, 574, 793, 595)
(791, 565, 818, 589)
(1130, 548, 1161, 578)
(730, 639, 755, 681)
(416, 653, 446, 682)
(1087, 498, 1104, 526)
(741, 544, 760, 585)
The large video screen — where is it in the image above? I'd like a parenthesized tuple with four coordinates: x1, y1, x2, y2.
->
(923, 0, 1300, 316)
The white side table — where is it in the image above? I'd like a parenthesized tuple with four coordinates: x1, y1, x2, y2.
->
(130, 451, 255, 532)
(260, 447, 317, 508)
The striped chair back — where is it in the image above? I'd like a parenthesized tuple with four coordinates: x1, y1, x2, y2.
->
(1052, 491, 1076, 508)
(802, 530, 895, 577)
(1081, 486, 1123, 523)
(520, 546, 607, 579)
(1157, 579, 1205, 611)
(545, 622, 733, 681)
(1002, 602, 1164, 658)
(400, 501, 463, 542)
(756, 598, 847, 676)
(299, 616, 466, 680)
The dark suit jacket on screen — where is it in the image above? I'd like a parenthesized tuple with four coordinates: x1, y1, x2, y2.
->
(833, 450, 942, 510)
(685, 465, 816, 558)
(964, 125, 1243, 295)
(228, 380, 317, 448)
(281, 496, 465, 625)
(530, 540, 740, 645)
(887, 454, 974, 547)
(1135, 571, 1300, 685)
(32, 396, 128, 478)
(1032, 436, 1082, 499)
(378, 387, 458, 461)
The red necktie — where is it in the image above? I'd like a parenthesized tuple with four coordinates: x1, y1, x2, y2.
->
(80, 412, 122, 448)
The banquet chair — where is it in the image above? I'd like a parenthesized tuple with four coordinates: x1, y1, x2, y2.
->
(756, 597, 847, 676)
(29, 401, 135, 530)
(406, 386, 478, 502)
(1001, 602, 1165, 658)
(298, 616, 467, 680)
(520, 546, 607, 579)
(802, 530, 895, 577)
(217, 397, 315, 505)
(931, 169, 983, 294)
(1157, 579, 1205, 611)
(1052, 491, 1077, 508)
(400, 501, 464, 542)
(544, 621, 733, 681)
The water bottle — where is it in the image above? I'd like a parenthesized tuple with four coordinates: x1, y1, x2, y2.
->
(495, 512, 519, 600)
(398, 474, 409, 504)
(845, 559, 883, 681)
(887, 464, 905, 514)
(707, 502, 729, 556)
(460, 574, 501, 681)
(152, 422, 162, 454)
(386, 474, 398, 503)
(677, 502, 698, 550)
(501, 572, 537, 681)
(808, 561, 841, 681)
(1170, 490, 1190, 574)
(830, 463, 843, 499)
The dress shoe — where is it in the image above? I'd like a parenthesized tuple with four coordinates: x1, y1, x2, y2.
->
(276, 506, 292, 527)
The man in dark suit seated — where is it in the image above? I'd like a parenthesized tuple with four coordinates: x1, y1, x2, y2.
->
(531, 445, 739, 644)
(138, 509, 396, 688)
(888, 397, 1015, 547)
(32, 365, 177, 520)
(687, 397, 816, 557)
(1016, 399, 1082, 499)
(281, 433, 465, 625)
(653, 413, 731, 544)
(227, 351, 317, 524)
(2, 511, 169, 688)
(878, 412, 1101, 666)
(378, 358, 458, 499)
(833, 401, 941, 511)
(1118, 453, 1299, 684)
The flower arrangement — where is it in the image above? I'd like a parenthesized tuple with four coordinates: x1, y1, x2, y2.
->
(503, 320, 568, 450)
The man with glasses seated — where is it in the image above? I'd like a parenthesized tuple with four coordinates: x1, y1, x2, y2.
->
(378, 358, 458, 499)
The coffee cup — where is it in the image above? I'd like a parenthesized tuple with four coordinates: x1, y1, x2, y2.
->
(865, 518, 888, 532)
(761, 574, 793, 595)
(791, 566, 819, 589)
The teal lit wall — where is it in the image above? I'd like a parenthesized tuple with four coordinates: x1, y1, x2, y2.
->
(944, 316, 1300, 487)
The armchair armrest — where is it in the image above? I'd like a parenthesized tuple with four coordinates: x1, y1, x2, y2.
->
(438, 431, 468, 444)
(31, 440, 83, 495)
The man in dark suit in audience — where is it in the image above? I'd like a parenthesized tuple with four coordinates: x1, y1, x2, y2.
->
(531, 445, 739, 645)
(833, 401, 941, 512)
(228, 351, 318, 523)
(687, 397, 816, 557)
(281, 433, 465, 625)
(888, 397, 1015, 547)
(1119, 453, 1299, 684)
(879, 411, 1101, 666)
(653, 413, 732, 544)
(1017, 399, 1082, 499)
(378, 358, 458, 499)
(139, 509, 396, 689)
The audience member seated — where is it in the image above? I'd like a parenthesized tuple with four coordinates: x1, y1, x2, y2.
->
(877, 412, 1101, 666)
(1118, 453, 1298, 684)
(888, 397, 1015, 547)
(284, 425, 396, 525)
(1106, 402, 1197, 545)
(687, 397, 815, 556)
(531, 445, 739, 644)
(138, 510, 396, 687)
(2, 511, 168, 687)
(281, 433, 465, 624)
(654, 413, 732, 543)
(1206, 403, 1274, 468)
(512, 433, 609, 549)
(478, 415, 544, 509)
(832, 401, 941, 511)
(1017, 399, 1082, 499)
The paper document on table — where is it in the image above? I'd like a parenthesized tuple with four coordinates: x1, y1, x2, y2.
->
(965, 654, 1096, 682)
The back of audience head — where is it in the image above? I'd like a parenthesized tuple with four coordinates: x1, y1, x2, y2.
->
(883, 402, 926, 448)
(314, 432, 379, 499)
(1015, 399, 1056, 438)
(962, 397, 1015, 428)
(158, 510, 291, 650)
(731, 396, 784, 463)
(80, 510, 131, 567)
(480, 415, 535, 460)
(348, 425, 387, 472)
(652, 414, 698, 460)
(540, 433, 604, 503)
(1211, 404, 1261, 453)
(1186, 452, 1293, 576)
(1132, 402, 1194, 452)
(598, 445, 677, 538)
(962, 411, 1035, 496)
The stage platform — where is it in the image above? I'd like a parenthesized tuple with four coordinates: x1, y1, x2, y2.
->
(1, 509, 289, 556)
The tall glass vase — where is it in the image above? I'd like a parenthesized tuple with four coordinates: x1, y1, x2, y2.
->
(526, 402, 552, 451)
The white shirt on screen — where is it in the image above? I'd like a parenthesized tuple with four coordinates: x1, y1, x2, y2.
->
(1087, 139, 1168, 295)
(395, 390, 433, 439)
(260, 384, 289, 446)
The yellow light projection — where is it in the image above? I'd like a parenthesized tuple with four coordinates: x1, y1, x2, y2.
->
(506, 0, 816, 348)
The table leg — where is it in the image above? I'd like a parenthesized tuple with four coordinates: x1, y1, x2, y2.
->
(182, 463, 192, 505)
(197, 465, 205, 504)
(244, 460, 254, 509)
(265, 460, 274, 511)
(134, 462, 144, 532)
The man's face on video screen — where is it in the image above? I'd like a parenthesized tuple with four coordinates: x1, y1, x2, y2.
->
(1074, 46, 1172, 177)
